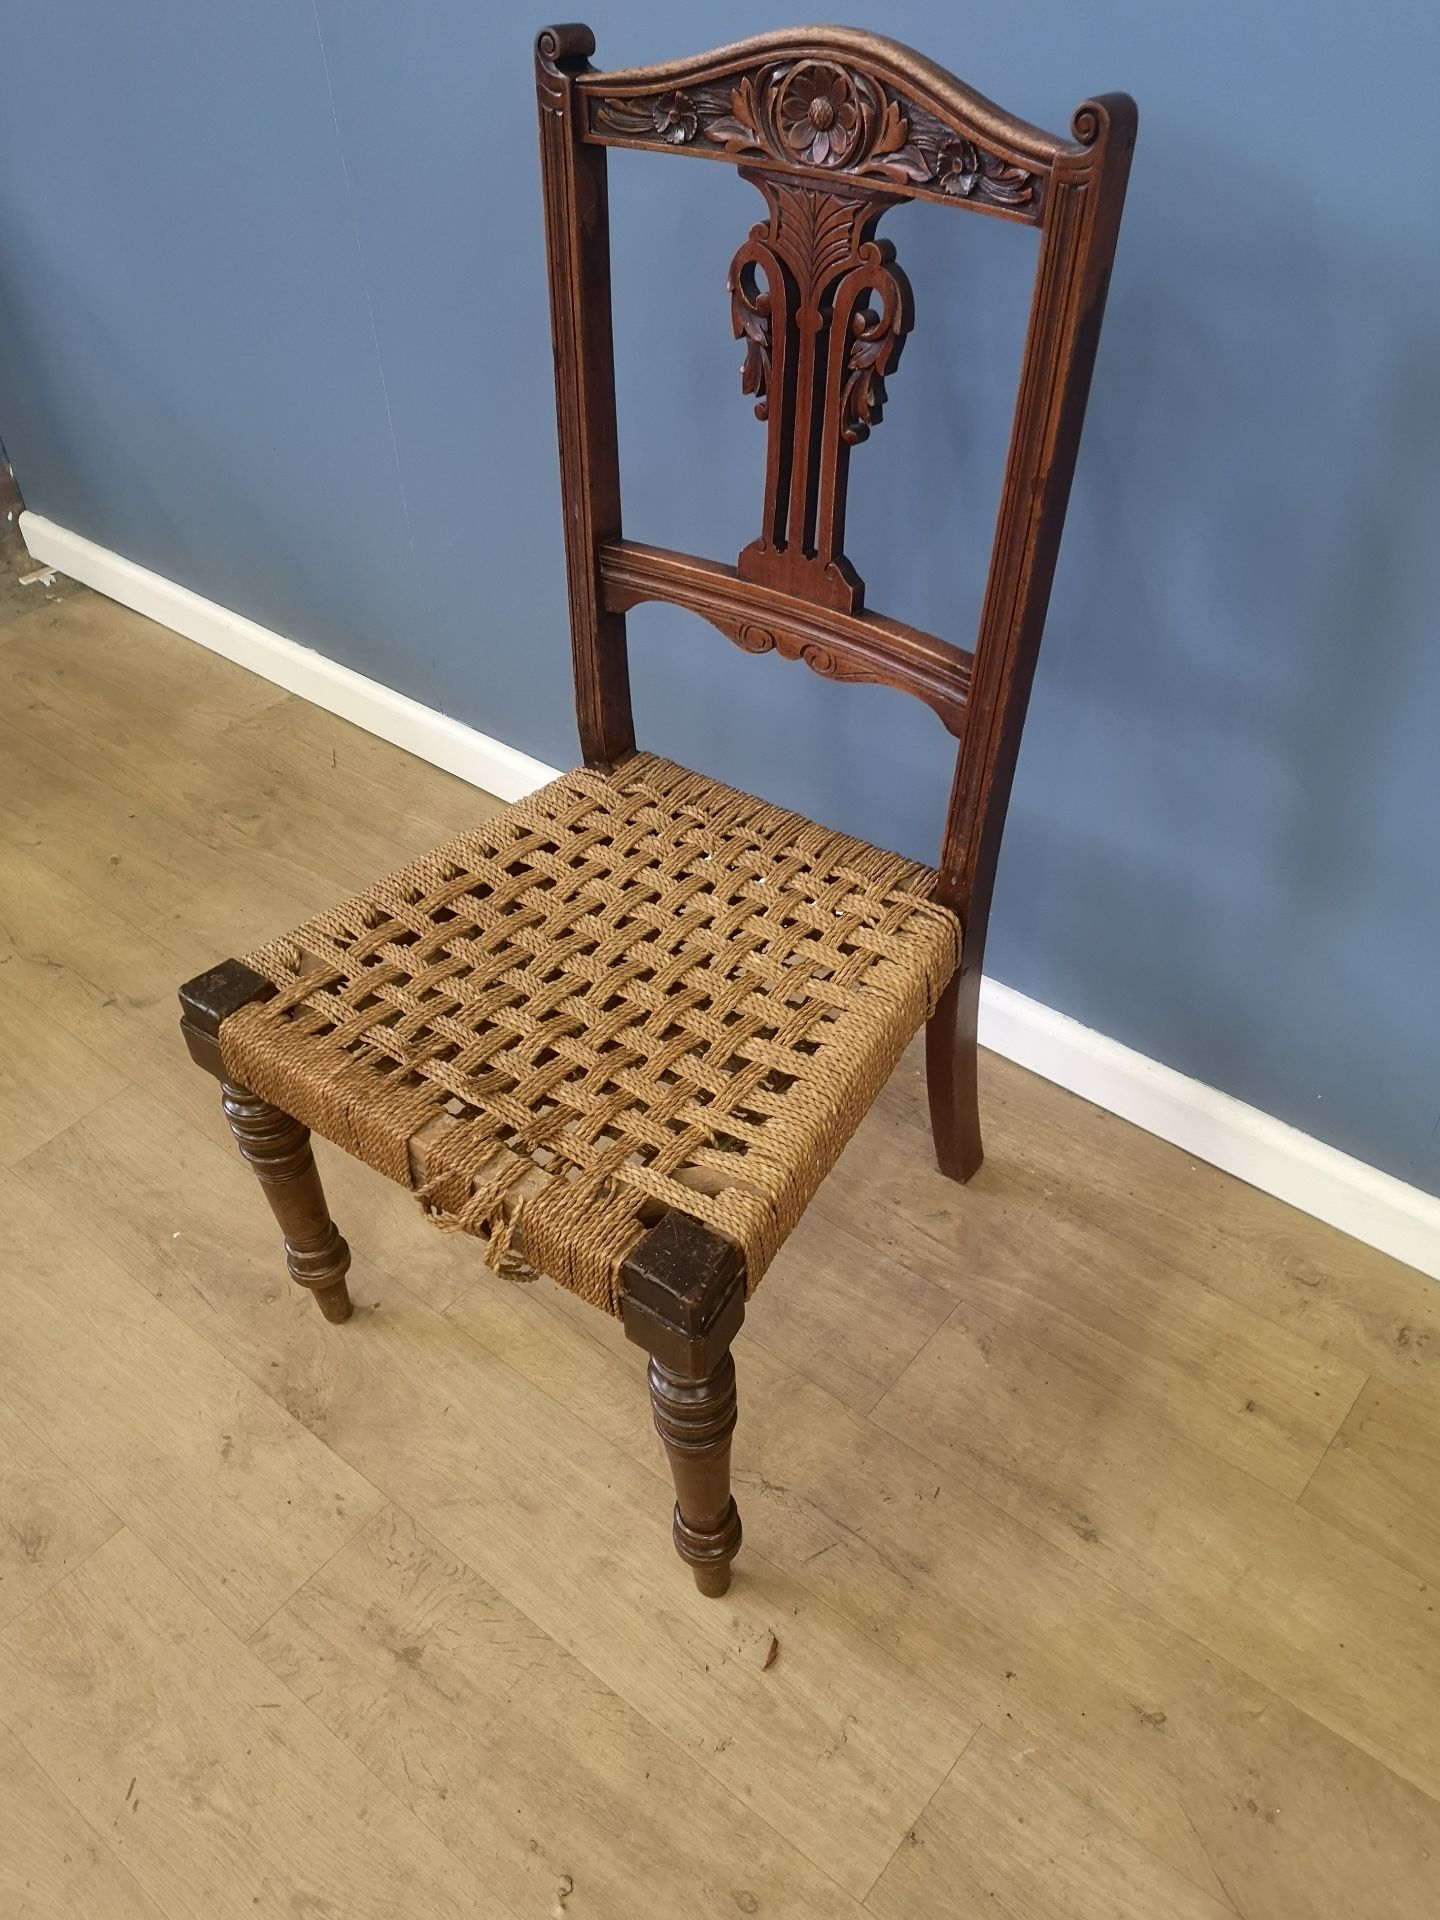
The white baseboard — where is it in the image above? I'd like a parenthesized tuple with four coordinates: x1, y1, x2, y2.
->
(18, 513, 556, 804)
(977, 980, 1440, 1278)
(22, 508, 1440, 1281)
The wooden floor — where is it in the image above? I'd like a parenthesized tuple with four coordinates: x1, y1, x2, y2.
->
(2, 567, 1439, 1919)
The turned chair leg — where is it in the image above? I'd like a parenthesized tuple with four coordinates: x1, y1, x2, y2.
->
(221, 1081, 353, 1323)
(621, 1213, 745, 1597)
(926, 962, 984, 1184)
(647, 1351, 741, 1597)
(177, 957, 352, 1325)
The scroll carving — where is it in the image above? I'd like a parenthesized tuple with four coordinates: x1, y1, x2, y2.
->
(726, 620, 860, 687)
(725, 172, 912, 612)
(588, 57, 1040, 216)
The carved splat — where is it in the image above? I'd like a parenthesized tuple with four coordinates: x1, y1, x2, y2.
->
(729, 172, 912, 612)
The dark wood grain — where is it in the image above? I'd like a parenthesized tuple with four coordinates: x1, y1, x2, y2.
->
(726, 168, 911, 612)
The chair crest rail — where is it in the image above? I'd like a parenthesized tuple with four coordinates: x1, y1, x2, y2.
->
(572, 27, 1077, 225)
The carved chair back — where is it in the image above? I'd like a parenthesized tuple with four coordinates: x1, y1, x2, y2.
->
(535, 24, 1135, 970)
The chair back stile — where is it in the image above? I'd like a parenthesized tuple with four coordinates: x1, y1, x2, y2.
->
(535, 22, 1135, 982)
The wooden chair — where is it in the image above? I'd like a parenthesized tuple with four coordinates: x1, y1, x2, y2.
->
(178, 25, 1135, 1598)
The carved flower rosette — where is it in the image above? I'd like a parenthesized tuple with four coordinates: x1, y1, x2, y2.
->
(590, 58, 1039, 215)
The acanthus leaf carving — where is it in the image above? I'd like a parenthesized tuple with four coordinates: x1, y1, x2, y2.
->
(706, 75, 768, 156)
(767, 184, 865, 291)
(730, 264, 772, 418)
(840, 286, 907, 444)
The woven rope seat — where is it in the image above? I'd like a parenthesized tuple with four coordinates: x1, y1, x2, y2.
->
(218, 753, 960, 1314)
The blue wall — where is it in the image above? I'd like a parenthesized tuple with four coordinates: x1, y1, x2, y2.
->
(1, 2, 1437, 1195)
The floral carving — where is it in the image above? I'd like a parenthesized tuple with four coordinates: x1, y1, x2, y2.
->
(933, 138, 1035, 205)
(776, 63, 863, 167)
(934, 140, 983, 197)
(589, 60, 1039, 214)
(591, 87, 700, 145)
(652, 90, 699, 145)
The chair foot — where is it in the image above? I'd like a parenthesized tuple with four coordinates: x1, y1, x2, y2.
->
(312, 1278, 357, 1325)
(692, 1559, 735, 1600)
(221, 1081, 353, 1322)
(621, 1213, 746, 1598)
(926, 966, 984, 1184)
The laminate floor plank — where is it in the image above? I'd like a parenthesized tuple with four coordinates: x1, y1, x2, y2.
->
(0, 1397, 120, 1632)
(0, 977, 129, 1165)
(0, 1530, 512, 1920)
(0, 716, 223, 942)
(0, 1168, 384, 1638)
(217, 691, 508, 846)
(0, 601, 475, 901)
(744, 1205, 958, 1414)
(255, 1504, 867, 1920)
(879, 1044, 1440, 1395)
(865, 1725, 1234, 1920)
(0, 1722, 165, 1920)
(815, 1105, 1370, 1497)
(1301, 1374, 1440, 1586)
(871, 1309, 1440, 1801)
(447, 1279, 1440, 1918)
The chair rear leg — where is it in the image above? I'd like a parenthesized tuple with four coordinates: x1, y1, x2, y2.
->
(178, 958, 352, 1324)
(621, 1212, 745, 1597)
(221, 1082, 353, 1323)
(926, 963, 984, 1183)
